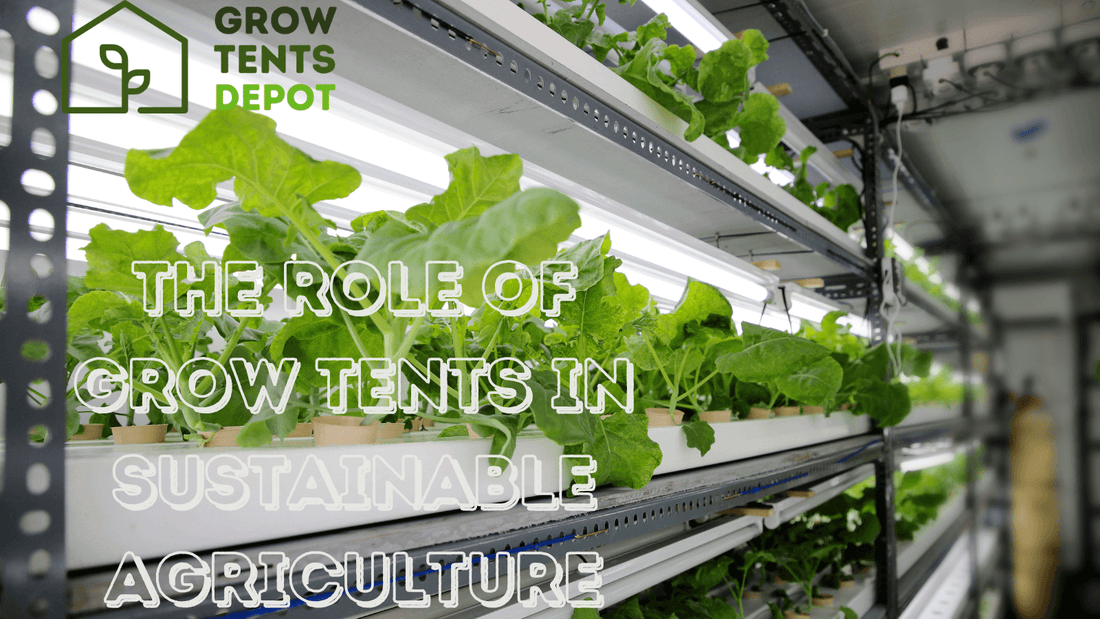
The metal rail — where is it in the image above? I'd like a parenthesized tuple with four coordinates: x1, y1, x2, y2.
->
(0, 2, 73, 619)
(71, 436, 883, 618)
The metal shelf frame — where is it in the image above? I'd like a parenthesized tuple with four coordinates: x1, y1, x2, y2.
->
(0, 0, 1003, 618)
(68, 436, 884, 619)
(0, 2, 73, 619)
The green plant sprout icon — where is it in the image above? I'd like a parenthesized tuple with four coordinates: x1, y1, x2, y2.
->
(99, 44, 151, 102)
(62, 1, 188, 114)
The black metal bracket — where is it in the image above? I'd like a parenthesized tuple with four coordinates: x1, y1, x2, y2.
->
(758, 0, 865, 109)
(811, 273, 871, 300)
(859, 90, 901, 619)
(802, 108, 870, 143)
(906, 329, 961, 350)
(0, 2, 73, 619)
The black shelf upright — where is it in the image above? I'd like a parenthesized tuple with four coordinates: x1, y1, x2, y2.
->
(861, 100, 901, 619)
(0, 2, 73, 619)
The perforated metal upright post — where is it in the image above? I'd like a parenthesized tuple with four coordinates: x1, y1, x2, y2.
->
(863, 112, 899, 619)
(0, 2, 72, 618)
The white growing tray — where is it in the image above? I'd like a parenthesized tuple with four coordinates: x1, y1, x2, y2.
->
(900, 404, 963, 427)
(54, 411, 871, 569)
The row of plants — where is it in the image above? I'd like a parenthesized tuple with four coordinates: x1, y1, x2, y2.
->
(885, 240, 983, 326)
(575, 453, 971, 619)
(51, 107, 932, 493)
(516, 0, 863, 232)
(904, 364, 967, 407)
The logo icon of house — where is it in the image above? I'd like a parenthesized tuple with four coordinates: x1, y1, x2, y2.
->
(62, 1, 188, 114)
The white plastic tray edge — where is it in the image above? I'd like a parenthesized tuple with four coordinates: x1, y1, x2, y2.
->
(60, 411, 872, 569)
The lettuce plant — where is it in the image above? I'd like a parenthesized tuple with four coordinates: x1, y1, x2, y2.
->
(628, 280, 741, 455)
(905, 363, 966, 406)
(766, 146, 863, 232)
(55, 106, 664, 487)
(716, 323, 843, 411)
(520, 1, 787, 165)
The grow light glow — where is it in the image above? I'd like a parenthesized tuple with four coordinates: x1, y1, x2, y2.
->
(750, 159, 796, 186)
(572, 208, 770, 303)
(787, 295, 832, 324)
(68, 3, 451, 188)
(944, 283, 961, 301)
(638, 0, 726, 52)
(900, 451, 955, 472)
(839, 315, 872, 338)
(967, 299, 981, 313)
(890, 233, 916, 261)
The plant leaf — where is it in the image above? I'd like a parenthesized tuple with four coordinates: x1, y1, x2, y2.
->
(355, 187, 580, 307)
(775, 356, 843, 405)
(83, 224, 186, 297)
(681, 418, 715, 456)
(717, 326, 831, 383)
(405, 147, 523, 227)
(125, 107, 361, 221)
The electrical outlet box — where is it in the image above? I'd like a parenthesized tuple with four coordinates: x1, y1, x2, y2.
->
(878, 28, 965, 69)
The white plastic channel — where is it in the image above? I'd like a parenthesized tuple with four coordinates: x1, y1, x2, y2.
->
(899, 528, 998, 619)
(494, 516, 764, 617)
(47, 410, 874, 569)
(898, 490, 967, 578)
(763, 463, 875, 529)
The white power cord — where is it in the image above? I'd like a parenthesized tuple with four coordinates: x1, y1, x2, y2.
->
(881, 87, 908, 375)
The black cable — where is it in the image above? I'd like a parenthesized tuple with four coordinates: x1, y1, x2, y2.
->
(768, 31, 807, 44)
(937, 78, 998, 103)
(841, 137, 865, 173)
(780, 286, 793, 333)
(879, 92, 990, 126)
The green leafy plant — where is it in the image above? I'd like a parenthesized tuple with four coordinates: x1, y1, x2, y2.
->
(628, 279, 740, 455)
(716, 323, 842, 411)
(58, 106, 664, 487)
(520, 1, 786, 163)
(885, 239, 982, 325)
(906, 364, 965, 406)
(766, 145, 863, 231)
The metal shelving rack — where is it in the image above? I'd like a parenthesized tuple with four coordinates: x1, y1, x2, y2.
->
(0, 0, 1004, 618)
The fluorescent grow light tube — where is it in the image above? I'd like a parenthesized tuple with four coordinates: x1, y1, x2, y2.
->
(750, 159, 796, 187)
(890, 232, 916, 261)
(900, 451, 956, 472)
(787, 293, 834, 324)
(69, 0, 451, 188)
(572, 207, 770, 303)
(637, 0, 727, 52)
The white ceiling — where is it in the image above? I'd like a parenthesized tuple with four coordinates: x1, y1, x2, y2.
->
(797, 0, 1097, 70)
